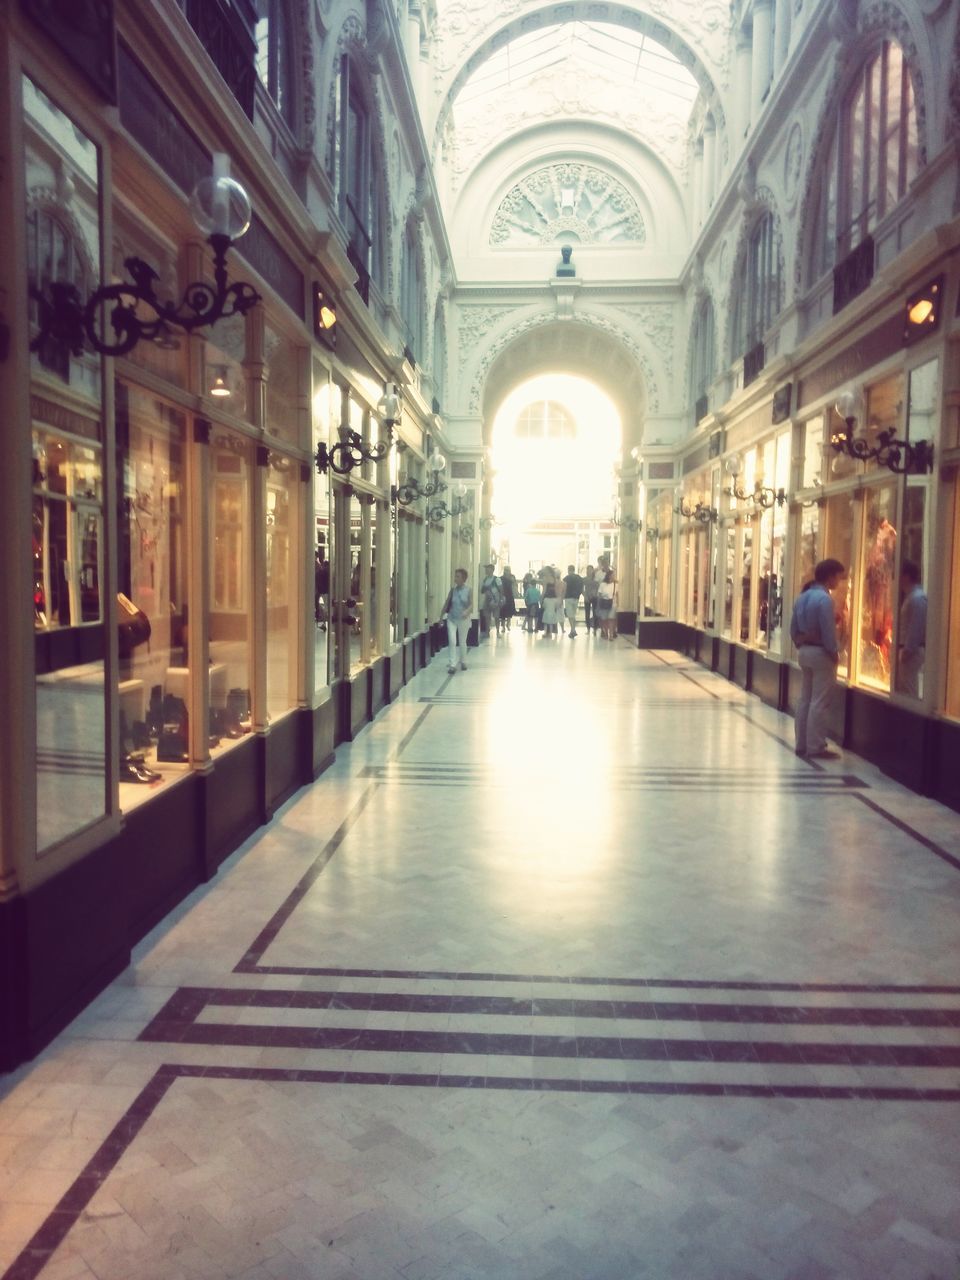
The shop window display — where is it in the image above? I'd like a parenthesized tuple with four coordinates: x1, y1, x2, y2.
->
(115, 384, 188, 806)
(822, 494, 854, 677)
(858, 483, 897, 691)
(209, 431, 253, 747)
(25, 76, 108, 850)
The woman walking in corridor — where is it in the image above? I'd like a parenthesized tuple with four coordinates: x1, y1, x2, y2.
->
(442, 568, 472, 673)
(596, 568, 617, 640)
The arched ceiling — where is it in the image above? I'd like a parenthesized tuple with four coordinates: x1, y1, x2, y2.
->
(480, 322, 648, 451)
(443, 20, 700, 192)
(431, 0, 732, 151)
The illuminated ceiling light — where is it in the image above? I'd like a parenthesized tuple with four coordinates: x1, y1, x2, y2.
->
(209, 366, 230, 397)
(904, 275, 943, 344)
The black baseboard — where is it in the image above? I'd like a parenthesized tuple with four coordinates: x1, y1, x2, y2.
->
(636, 619, 688, 649)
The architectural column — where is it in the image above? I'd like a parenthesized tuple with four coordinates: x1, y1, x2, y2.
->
(692, 138, 704, 230)
(751, 0, 774, 124)
(735, 35, 753, 140)
(702, 119, 717, 212)
(246, 305, 269, 734)
(773, 0, 791, 75)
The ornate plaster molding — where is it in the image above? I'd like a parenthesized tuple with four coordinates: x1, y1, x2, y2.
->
(489, 162, 646, 247)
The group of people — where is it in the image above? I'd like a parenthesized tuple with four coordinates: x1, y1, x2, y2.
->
(790, 556, 927, 759)
(518, 563, 618, 640)
(441, 559, 619, 673)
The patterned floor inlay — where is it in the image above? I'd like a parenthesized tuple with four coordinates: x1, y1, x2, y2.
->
(136, 984, 960, 1101)
(360, 762, 868, 791)
(6, 644, 960, 1280)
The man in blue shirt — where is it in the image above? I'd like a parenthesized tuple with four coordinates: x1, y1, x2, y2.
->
(897, 559, 927, 698)
(790, 558, 846, 759)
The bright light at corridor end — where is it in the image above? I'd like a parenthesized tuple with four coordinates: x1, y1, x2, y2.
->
(490, 373, 621, 559)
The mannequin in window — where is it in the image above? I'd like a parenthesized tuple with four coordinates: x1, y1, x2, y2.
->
(865, 514, 896, 648)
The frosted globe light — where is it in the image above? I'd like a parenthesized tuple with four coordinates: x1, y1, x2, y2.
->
(428, 450, 445, 472)
(835, 389, 858, 422)
(190, 175, 252, 239)
(724, 452, 742, 476)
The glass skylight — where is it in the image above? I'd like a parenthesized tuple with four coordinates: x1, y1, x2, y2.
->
(454, 21, 700, 110)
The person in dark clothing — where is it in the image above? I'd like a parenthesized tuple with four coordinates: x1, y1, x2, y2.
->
(562, 565, 584, 638)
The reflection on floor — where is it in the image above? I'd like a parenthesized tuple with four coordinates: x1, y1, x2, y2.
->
(4, 633, 960, 1280)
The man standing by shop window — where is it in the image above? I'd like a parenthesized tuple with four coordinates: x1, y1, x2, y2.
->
(790, 558, 845, 760)
(897, 559, 927, 699)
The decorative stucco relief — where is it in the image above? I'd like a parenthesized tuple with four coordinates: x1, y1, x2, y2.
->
(614, 304, 675, 377)
(463, 308, 661, 415)
(489, 163, 646, 247)
(457, 305, 519, 351)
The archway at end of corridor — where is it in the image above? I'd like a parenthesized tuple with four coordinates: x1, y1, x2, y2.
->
(488, 372, 621, 581)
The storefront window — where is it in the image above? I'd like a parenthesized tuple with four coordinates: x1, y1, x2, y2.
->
(895, 485, 927, 699)
(859, 483, 897, 691)
(796, 504, 820, 587)
(209, 431, 253, 748)
(823, 493, 854, 677)
(266, 454, 299, 719)
(203, 314, 247, 412)
(768, 432, 788, 655)
(945, 481, 960, 719)
(25, 76, 107, 850)
(312, 366, 332, 692)
(721, 523, 735, 637)
(265, 326, 302, 447)
(739, 520, 754, 643)
(801, 417, 824, 490)
(860, 373, 906, 476)
(115, 384, 188, 809)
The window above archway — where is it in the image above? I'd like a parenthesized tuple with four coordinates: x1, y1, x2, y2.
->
(515, 400, 576, 439)
(490, 162, 645, 247)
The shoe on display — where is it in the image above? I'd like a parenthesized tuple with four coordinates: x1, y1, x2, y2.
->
(120, 757, 162, 784)
(447, 666, 456, 674)
(807, 747, 841, 759)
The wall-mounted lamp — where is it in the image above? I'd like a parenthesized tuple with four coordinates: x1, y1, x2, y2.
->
(209, 365, 231, 397)
(427, 492, 469, 522)
(830, 388, 933, 474)
(30, 154, 260, 358)
(479, 514, 502, 531)
(313, 283, 337, 349)
(613, 513, 641, 531)
(392, 449, 447, 505)
(904, 275, 944, 344)
(317, 385, 400, 476)
(723, 454, 786, 508)
(673, 487, 718, 523)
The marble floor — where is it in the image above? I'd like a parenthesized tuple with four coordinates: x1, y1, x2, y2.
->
(3, 632, 960, 1280)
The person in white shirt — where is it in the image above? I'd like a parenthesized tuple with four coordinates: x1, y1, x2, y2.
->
(442, 568, 472, 674)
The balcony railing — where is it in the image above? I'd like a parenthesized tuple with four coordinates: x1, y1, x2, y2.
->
(832, 236, 875, 315)
(742, 341, 765, 388)
(185, 0, 256, 119)
(344, 197, 371, 305)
